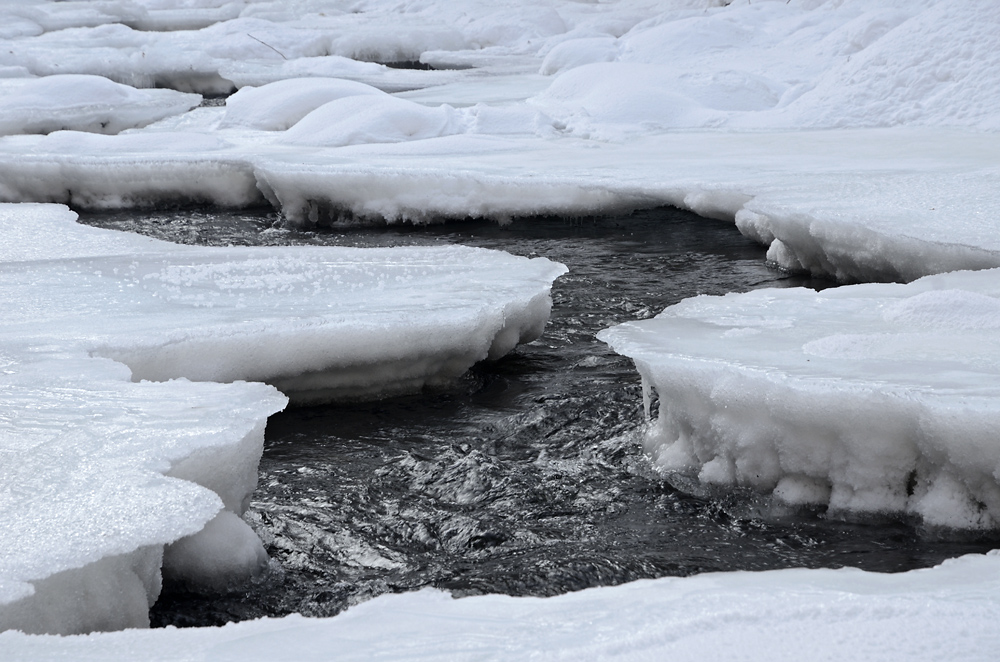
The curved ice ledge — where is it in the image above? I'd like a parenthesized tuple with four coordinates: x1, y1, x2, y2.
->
(0, 203, 566, 634)
(599, 269, 1000, 530)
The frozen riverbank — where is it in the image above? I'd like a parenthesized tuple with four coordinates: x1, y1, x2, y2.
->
(5, 551, 1000, 661)
(1, 0, 999, 656)
(0, 203, 563, 633)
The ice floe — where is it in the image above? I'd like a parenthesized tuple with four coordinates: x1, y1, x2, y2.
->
(0, 202, 564, 633)
(599, 267, 1000, 529)
(4, 551, 1000, 660)
(0, 74, 200, 136)
(0, 1, 996, 284)
(1, 0, 999, 651)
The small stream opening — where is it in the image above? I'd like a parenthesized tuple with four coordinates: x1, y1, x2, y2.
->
(78, 206, 1000, 628)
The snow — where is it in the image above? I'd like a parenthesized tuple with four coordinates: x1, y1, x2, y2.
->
(4, 551, 1000, 661)
(219, 78, 387, 131)
(0, 0, 999, 652)
(0, 203, 564, 633)
(599, 267, 1000, 529)
(0, 75, 200, 136)
(0, 1, 995, 280)
(281, 94, 465, 147)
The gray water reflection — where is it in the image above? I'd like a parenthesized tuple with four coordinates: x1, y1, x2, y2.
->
(79, 207, 999, 627)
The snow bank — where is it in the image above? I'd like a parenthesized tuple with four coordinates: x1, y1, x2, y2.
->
(4, 1, 999, 133)
(0, 75, 199, 136)
(4, 551, 1000, 660)
(599, 267, 1000, 529)
(0, 202, 564, 633)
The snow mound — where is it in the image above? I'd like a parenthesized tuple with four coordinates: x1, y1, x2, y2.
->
(282, 95, 465, 148)
(0, 202, 565, 633)
(770, 0, 1000, 131)
(0, 75, 200, 136)
(4, 551, 1000, 661)
(220, 78, 387, 131)
(599, 267, 1000, 529)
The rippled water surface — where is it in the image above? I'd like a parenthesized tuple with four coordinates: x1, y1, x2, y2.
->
(80, 207, 1000, 627)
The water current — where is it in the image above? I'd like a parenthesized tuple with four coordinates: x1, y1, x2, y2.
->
(79, 206, 1000, 628)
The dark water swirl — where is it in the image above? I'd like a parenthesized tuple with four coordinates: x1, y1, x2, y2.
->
(79, 207, 999, 627)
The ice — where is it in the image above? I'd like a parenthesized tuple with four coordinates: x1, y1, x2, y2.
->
(281, 94, 465, 148)
(3, 552, 1000, 660)
(0, 75, 200, 136)
(0, 202, 564, 633)
(219, 78, 387, 131)
(599, 267, 1000, 529)
(535, 0, 1000, 133)
(161, 511, 269, 593)
(0, 131, 263, 209)
(216, 56, 467, 93)
(1, 0, 1000, 648)
(3, 128, 996, 282)
(0, 1, 994, 283)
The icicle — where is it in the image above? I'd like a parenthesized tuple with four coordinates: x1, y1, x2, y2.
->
(641, 375, 652, 421)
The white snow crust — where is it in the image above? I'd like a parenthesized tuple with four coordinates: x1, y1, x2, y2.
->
(600, 268, 1000, 528)
(0, 0, 997, 281)
(0, 75, 200, 136)
(1, 0, 1000, 652)
(0, 202, 563, 633)
(4, 551, 1000, 661)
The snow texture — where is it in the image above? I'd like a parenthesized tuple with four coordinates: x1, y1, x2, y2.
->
(0, 203, 563, 633)
(4, 551, 1000, 661)
(0, 75, 200, 136)
(600, 268, 1000, 528)
(1, 0, 999, 651)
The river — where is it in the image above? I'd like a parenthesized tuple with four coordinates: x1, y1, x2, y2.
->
(79, 206, 1000, 627)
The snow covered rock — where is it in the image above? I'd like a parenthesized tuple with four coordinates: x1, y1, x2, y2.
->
(0, 202, 565, 633)
(599, 268, 1000, 529)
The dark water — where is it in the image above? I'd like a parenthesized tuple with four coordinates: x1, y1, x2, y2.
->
(79, 207, 1000, 628)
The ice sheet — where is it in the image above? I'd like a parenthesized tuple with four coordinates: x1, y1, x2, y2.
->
(1, 0, 999, 647)
(3, 125, 996, 283)
(0, 202, 564, 632)
(3, 551, 1000, 661)
(0, 75, 200, 136)
(599, 267, 1000, 528)
(0, 1, 997, 283)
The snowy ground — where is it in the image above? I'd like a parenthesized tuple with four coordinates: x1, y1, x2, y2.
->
(1, 0, 999, 657)
(5, 551, 1000, 661)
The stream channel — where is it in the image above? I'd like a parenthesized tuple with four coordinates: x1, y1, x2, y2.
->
(79, 206, 1000, 627)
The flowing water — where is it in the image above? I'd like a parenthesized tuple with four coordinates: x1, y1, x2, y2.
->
(79, 206, 1000, 627)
